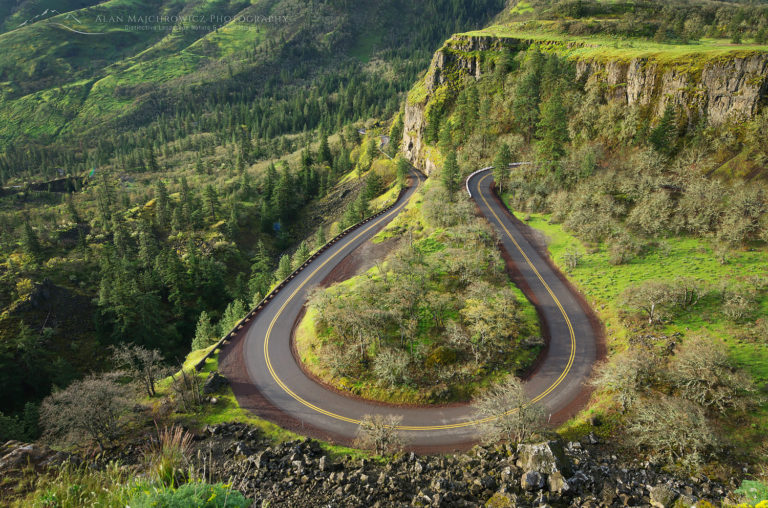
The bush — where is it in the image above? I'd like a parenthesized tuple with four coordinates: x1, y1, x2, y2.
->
(129, 482, 250, 508)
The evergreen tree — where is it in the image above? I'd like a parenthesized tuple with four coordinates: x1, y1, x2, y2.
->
(649, 104, 677, 155)
(21, 221, 41, 261)
(154, 180, 170, 228)
(441, 150, 460, 201)
(318, 133, 332, 165)
(204, 184, 219, 222)
(315, 226, 326, 248)
(493, 143, 512, 194)
(536, 89, 569, 166)
(396, 156, 410, 189)
(292, 241, 311, 269)
(275, 254, 293, 282)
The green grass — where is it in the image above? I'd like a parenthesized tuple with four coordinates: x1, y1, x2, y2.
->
(153, 345, 370, 460)
(460, 22, 768, 64)
(501, 196, 768, 452)
(509, 1, 534, 16)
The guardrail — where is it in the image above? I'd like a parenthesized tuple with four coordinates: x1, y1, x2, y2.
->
(465, 162, 532, 198)
(194, 183, 411, 371)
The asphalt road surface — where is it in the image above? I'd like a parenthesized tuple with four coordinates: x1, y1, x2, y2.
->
(219, 167, 599, 449)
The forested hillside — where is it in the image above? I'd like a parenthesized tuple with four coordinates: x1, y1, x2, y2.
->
(0, 0, 505, 440)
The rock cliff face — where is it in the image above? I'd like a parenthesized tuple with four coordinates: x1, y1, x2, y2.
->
(403, 34, 768, 173)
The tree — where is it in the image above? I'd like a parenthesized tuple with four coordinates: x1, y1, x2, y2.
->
(219, 299, 247, 336)
(492, 143, 512, 195)
(473, 376, 546, 444)
(40, 373, 133, 450)
(536, 88, 569, 165)
(192, 311, 217, 350)
(396, 155, 410, 190)
(292, 241, 311, 269)
(591, 349, 658, 412)
(21, 220, 41, 261)
(649, 104, 676, 154)
(111, 343, 166, 397)
(621, 280, 675, 324)
(203, 184, 219, 222)
(355, 414, 403, 455)
(628, 395, 718, 467)
(275, 254, 293, 282)
(441, 150, 460, 201)
(373, 349, 411, 387)
(315, 226, 326, 248)
(512, 71, 541, 143)
(318, 133, 332, 165)
(668, 335, 755, 414)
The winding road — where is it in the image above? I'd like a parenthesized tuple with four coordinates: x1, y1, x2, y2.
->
(219, 167, 599, 449)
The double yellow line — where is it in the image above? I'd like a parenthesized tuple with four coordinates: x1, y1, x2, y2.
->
(261, 171, 575, 431)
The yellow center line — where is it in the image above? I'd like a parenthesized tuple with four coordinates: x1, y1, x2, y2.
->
(261, 170, 576, 431)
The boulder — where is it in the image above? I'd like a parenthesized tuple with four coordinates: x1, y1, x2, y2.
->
(203, 371, 229, 394)
(516, 440, 572, 476)
(548, 471, 569, 494)
(521, 470, 545, 491)
(0, 441, 74, 475)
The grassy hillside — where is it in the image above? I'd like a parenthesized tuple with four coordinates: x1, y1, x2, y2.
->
(0, 0, 505, 184)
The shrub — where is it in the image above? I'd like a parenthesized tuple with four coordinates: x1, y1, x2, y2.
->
(129, 482, 250, 508)
(170, 368, 204, 413)
(621, 280, 675, 325)
(722, 290, 755, 321)
(608, 234, 640, 265)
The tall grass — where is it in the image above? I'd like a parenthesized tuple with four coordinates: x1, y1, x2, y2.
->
(142, 423, 194, 487)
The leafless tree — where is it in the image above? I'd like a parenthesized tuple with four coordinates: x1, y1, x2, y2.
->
(40, 372, 134, 450)
(590, 349, 658, 412)
(355, 414, 403, 455)
(170, 368, 204, 413)
(621, 280, 675, 324)
(111, 343, 167, 397)
(628, 395, 718, 468)
(668, 335, 756, 414)
(473, 376, 546, 444)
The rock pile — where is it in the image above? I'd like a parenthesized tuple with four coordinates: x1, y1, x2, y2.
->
(195, 423, 728, 507)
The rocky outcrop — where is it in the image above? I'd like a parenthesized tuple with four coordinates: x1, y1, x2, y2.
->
(575, 54, 768, 125)
(193, 422, 731, 507)
(403, 33, 768, 173)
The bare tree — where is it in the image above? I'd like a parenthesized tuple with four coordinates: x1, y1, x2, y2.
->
(621, 280, 675, 324)
(40, 372, 134, 450)
(628, 395, 718, 468)
(473, 376, 546, 444)
(668, 335, 756, 414)
(590, 349, 658, 412)
(111, 343, 167, 397)
(170, 368, 204, 413)
(355, 414, 403, 455)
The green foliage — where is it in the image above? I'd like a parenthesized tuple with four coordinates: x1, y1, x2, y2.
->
(129, 482, 250, 508)
(441, 150, 460, 201)
(736, 480, 768, 505)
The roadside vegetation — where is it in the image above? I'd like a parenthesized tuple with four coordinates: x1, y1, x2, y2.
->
(412, 14, 768, 479)
(297, 163, 543, 405)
